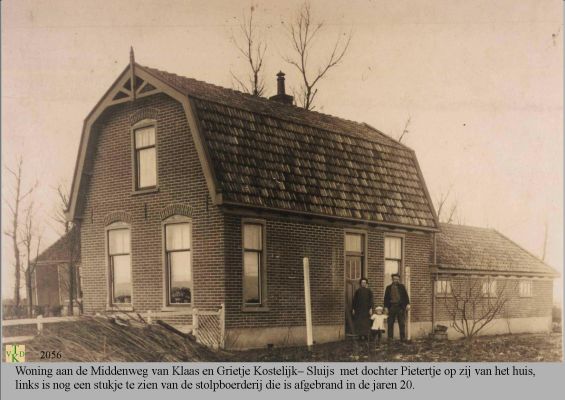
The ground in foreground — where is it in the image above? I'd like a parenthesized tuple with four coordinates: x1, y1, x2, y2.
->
(4, 317, 562, 362)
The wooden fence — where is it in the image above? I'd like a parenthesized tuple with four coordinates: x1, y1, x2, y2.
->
(2, 315, 79, 343)
(2, 304, 226, 350)
(141, 303, 225, 349)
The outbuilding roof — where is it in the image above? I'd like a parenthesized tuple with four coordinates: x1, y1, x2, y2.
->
(141, 65, 439, 229)
(34, 228, 80, 266)
(436, 223, 558, 277)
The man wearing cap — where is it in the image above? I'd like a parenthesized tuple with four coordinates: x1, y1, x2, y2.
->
(384, 273, 410, 341)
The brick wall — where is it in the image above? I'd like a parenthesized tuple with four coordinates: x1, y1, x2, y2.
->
(79, 93, 225, 314)
(77, 91, 436, 330)
(435, 276, 553, 321)
(224, 215, 434, 329)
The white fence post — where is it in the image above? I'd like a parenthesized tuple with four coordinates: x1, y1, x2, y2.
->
(192, 308, 199, 340)
(147, 310, 153, 325)
(303, 257, 313, 349)
(219, 303, 225, 349)
(405, 267, 411, 340)
(37, 315, 43, 334)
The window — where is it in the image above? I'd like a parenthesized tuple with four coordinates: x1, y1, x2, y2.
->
(345, 233, 364, 280)
(134, 125, 157, 189)
(243, 222, 265, 306)
(384, 236, 402, 288)
(482, 279, 497, 297)
(108, 228, 131, 304)
(436, 280, 452, 296)
(519, 280, 532, 297)
(165, 222, 192, 304)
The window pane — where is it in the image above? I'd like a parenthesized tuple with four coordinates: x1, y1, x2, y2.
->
(166, 223, 190, 250)
(135, 127, 155, 148)
(436, 280, 451, 294)
(243, 251, 260, 304)
(385, 237, 402, 259)
(482, 280, 497, 296)
(138, 147, 156, 188)
(108, 229, 130, 255)
(384, 259, 400, 288)
(520, 281, 532, 297)
(346, 255, 362, 279)
(169, 251, 191, 304)
(243, 224, 262, 250)
(112, 255, 131, 303)
(345, 233, 362, 253)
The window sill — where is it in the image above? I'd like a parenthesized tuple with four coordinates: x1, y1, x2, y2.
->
(242, 305, 270, 313)
(106, 305, 134, 312)
(161, 305, 192, 312)
(132, 187, 159, 196)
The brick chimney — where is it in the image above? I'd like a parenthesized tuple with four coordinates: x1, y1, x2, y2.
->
(269, 71, 294, 105)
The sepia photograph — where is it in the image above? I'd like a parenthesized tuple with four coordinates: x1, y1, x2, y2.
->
(1, 0, 562, 363)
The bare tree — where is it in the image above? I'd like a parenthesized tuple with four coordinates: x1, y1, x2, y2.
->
(231, 5, 267, 96)
(4, 157, 36, 308)
(398, 116, 411, 143)
(435, 187, 458, 224)
(541, 220, 548, 262)
(283, 1, 351, 110)
(52, 184, 71, 234)
(21, 202, 42, 317)
(52, 183, 81, 315)
(442, 278, 517, 338)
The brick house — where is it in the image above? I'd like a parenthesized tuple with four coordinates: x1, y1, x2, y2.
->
(65, 54, 557, 348)
(32, 228, 81, 315)
(433, 223, 558, 338)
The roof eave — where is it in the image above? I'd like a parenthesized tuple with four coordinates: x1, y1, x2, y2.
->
(222, 200, 440, 232)
(433, 264, 560, 278)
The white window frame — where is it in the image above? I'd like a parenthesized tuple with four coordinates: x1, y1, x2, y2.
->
(482, 279, 497, 298)
(242, 219, 267, 310)
(106, 222, 133, 309)
(162, 216, 192, 307)
(131, 119, 158, 192)
(436, 279, 452, 296)
(519, 280, 533, 298)
(384, 234, 404, 289)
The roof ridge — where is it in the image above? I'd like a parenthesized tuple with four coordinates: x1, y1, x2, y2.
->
(139, 64, 405, 148)
(492, 229, 557, 272)
(440, 222, 496, 231)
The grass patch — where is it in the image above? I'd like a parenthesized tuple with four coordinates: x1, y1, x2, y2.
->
(13, 316, 225, 362)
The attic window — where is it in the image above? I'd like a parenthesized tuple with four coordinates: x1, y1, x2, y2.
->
(134, 125, 157, 189)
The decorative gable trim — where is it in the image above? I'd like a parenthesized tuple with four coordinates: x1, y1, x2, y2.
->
(66, 62, 222, 221)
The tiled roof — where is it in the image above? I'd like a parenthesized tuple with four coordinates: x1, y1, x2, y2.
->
(141, 65, 438, 229)
(436, 223, 558, 276)
(35, 228, 80, 265)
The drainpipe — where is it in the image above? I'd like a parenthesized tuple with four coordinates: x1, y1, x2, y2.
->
(431, 232, 437, 334)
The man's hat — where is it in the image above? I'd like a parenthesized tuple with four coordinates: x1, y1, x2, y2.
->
(391, 273, 401, 278)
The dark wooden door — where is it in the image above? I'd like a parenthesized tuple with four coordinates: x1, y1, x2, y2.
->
(345, 255, 362, 334)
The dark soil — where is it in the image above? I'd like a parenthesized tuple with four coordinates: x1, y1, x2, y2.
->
(4, 317, 561, 362)
(229, 333, 563, 362)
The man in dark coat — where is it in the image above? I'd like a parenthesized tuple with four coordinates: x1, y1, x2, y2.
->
(352, 278, 374, 339)
(384, 273, 410, 341)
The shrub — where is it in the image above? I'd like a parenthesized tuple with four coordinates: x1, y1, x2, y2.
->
(50, 305, 64, 317)
(552, 305, 562, 323)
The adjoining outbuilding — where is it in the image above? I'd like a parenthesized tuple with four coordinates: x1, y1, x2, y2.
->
(433, 223, 558, 338)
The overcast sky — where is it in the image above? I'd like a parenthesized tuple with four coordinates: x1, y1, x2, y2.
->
(1, 0, 563, 301)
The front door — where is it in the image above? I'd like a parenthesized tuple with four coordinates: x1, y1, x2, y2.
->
(345, 256, 362, 334)
(344, 233, 365, 335)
